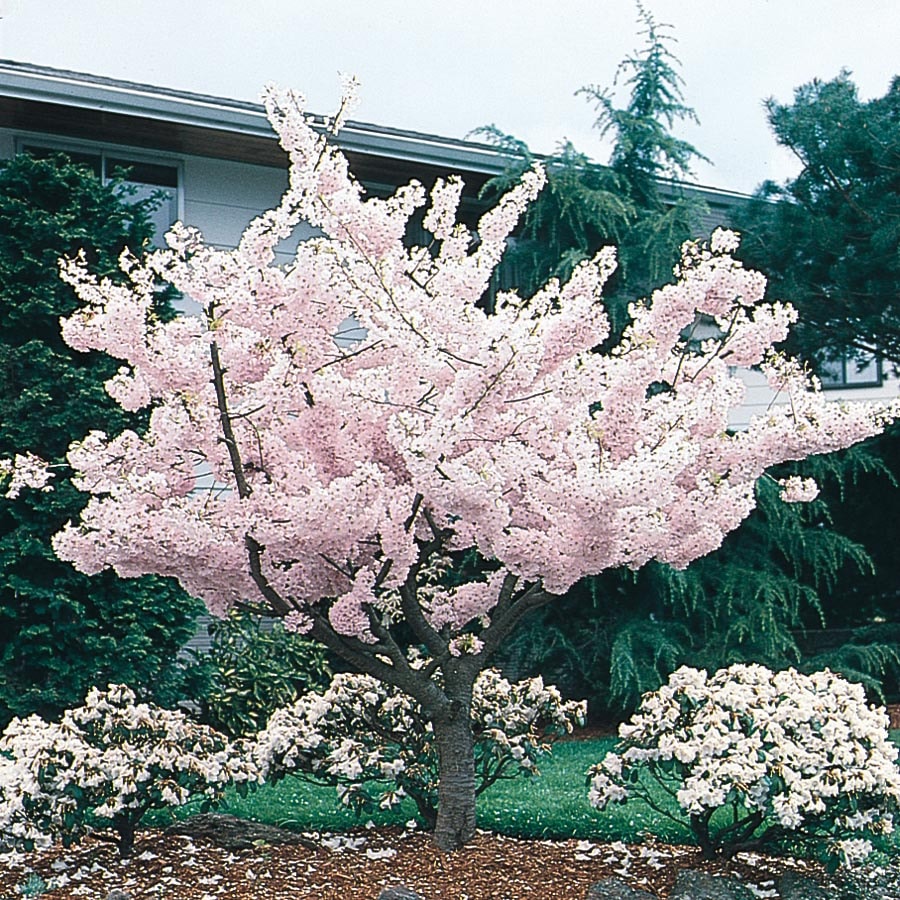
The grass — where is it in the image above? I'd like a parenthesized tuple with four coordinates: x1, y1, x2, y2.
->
(154, 732, 900, 859)
(157, 737, 691, 845)
(475, 739, 691, 844)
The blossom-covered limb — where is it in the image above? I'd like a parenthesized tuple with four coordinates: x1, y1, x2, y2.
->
(43, 80, 900, 851)
(0, 453, 54, 499)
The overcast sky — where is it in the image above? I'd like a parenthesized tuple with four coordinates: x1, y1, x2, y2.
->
(1, 1, 897, 194)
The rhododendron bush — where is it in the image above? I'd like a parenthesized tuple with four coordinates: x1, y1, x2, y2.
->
(12, 80, 896, 849)
(0, 684, 259, 857)
(255, 665, 584, 827)
(589, 665, 900, 866)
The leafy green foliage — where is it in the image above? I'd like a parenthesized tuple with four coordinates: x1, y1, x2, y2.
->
(0, 152, 202, 727)
(474, 4, 708, 321)
(735, 71, 900, 370)
(730, 70, 900, 698)
(183, 606, 333, 737)
(497, 446, 900, 716)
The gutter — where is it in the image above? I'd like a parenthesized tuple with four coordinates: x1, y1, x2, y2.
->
(0, 59, 511, 176)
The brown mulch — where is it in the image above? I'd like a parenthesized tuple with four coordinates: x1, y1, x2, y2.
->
(0, 818, 838, 900)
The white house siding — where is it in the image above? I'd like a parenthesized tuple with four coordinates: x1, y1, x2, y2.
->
(729, 367, 898, 431)
(0, 129, 328, 284)
(0, 131, 15, 160)
(181, 154, 318, 262)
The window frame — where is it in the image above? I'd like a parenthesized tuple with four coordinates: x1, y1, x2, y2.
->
(817, 351, 884, 391)
(13, 134, 184, 236)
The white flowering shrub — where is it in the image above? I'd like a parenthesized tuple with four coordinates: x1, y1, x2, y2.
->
(0, 684, 259, 857)
(589, 664, 900, 866)
(256, 666, 585, 827)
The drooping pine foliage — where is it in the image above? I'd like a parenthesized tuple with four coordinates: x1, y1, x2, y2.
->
(722, 70, 900, 703)
(0, 153, 202, 726)
(474, 4, 708, 326)
(497, 432, 900, 718)
(817, 424, 900, 629)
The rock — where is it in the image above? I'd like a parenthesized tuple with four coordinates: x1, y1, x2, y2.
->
(776, 870, 831, 900)
(376, 887, 425, 900)
(585, 876, 657, 899)
(668, 868, 757, 900)
(164, 813, 317, 851)
(105, 892, 133, 900)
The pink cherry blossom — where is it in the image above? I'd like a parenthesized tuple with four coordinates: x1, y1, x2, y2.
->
(51, 119, 898, 627)
(33, 83, 900, 850)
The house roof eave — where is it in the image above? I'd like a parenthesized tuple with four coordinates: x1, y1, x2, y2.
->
(0, 59, 511, 180)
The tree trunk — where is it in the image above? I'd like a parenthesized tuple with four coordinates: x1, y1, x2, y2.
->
(690, 811, 716, 860)
(113, 813, 138, 858)
(431, 692, 477, 851)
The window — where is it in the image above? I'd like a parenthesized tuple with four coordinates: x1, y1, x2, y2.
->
(818, 352, 883, 389)
(18, 142, 180, 245)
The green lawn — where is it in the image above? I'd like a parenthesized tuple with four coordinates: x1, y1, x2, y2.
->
(160, 738, 690, 845)
(474, 739, 691, 844)
(151, 733, 900, 867)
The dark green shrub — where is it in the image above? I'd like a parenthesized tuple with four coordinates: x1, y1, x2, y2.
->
(0, 152, 202, 727)
(184, 606, 332, 736)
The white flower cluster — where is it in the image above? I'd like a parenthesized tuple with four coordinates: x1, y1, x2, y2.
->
(777, 475, 820, 504)
(255, 667, 584, 822)
(0, 452, 54, 499)
(589, 665, 900, 865)
(0, 684, 259, 856)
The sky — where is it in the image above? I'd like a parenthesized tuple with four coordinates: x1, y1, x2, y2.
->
(0, 0, 898, 195)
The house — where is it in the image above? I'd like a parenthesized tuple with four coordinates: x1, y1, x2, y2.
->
(0, 59, 516, 258)
(1, 60, 892, 407)
(2, 60, 895, 657)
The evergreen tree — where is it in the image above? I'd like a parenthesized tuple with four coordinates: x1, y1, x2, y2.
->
(0, 153, 202, 726)
(476, 27, 900, 716)
(731, 71, 900, 672)
(475, 3, 708, 326)
(735, 71, 900, 370)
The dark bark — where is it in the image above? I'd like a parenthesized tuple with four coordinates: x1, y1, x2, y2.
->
(431, 673, 478, 851)
(409, 791, 438, 832)
(691, 808, 767, 859)
(690, 810, 716, 860)
(111, 812, 139, 858)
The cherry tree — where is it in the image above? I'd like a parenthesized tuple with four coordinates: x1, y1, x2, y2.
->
(41, 84, 897, 851)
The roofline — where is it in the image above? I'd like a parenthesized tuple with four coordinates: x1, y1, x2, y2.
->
(0, 59, 512, 177)
(0, 59, 751, 202)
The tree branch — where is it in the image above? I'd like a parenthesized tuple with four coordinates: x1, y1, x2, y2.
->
(479, 577, 555, 662)
(209, 339, 252, 500)
(244, 534, 293, 617)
